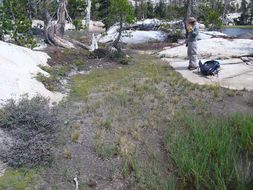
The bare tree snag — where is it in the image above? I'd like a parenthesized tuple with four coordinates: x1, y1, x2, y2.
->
(43, 0, 89, 49)
(86, 0, 91, 30)
(55, 0, 67, 37)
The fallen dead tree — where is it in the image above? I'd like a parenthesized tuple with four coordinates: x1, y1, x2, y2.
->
(43, 0, 90, 49)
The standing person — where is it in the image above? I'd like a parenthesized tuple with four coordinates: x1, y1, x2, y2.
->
(186, 17, 199, 70)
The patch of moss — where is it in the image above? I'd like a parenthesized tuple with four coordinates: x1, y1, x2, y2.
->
(72, 60, 86, 70)
(56, 65, 72, 77)
(0, 168, 40, 190)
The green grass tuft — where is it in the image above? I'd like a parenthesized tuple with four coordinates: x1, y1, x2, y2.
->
(0, 168, 40, 190)
(165, 112, 253, 189)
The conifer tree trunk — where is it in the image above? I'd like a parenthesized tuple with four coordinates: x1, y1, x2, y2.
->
(55, 0, 67, 37)
(184, 0, 192, 38)
(113, 14, 123, 52)
(86, 0, 91, 30)
(186, 0, 192, 18)
(43, 0, 75, 48)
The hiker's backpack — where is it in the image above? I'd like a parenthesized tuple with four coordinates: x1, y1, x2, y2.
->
(198, 60, 220, 76)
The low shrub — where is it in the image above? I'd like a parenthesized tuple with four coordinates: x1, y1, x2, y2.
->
(0, 96, 58, 168)
(73, 19, 84, 30)
(88, 48, 109, 59)
(35, 72, 58, 91)
(109, 51, 132, 65)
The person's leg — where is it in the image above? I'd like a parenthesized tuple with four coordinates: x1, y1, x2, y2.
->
(187, 42, 191, 67)
(188, 42, 198, 68)
(187, 43, 191, 58)
(191, 54, 198, 67)
(189, 55, 193, 67)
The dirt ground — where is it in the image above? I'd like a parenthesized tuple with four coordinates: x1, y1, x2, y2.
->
(35, 39, 253, 190)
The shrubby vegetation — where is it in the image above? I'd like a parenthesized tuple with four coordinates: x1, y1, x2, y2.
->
(134, 1, 185, 20)
(239, 0, 253, 25)
(0, 0, 35, 48)
(108, 0, 134, 52)
(68, 0, 86, 30)
(0, 96, 58, 168)
(92, 0, 110, 29)
(198, 2, 223, 30)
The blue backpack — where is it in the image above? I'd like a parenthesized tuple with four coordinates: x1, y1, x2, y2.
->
(198, 60, 220, 76)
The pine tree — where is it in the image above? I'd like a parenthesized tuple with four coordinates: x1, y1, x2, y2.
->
(146, 1, 154, 18)
(108, 0, 134, 51)
(68, 0, 86, 29)
(134, 1, 142, 19)
(240, 0, 249, 25)
(139, 1, 148, 19)
(154, 0, 166, 19)
(68, 0, 86, 19)
(91, 0, 100, 20)
(0, 0, 35, 47)
(249, 0, 253, 24)
(97, 0, 110, 29)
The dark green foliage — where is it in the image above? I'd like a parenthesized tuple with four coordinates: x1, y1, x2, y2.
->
(108, 0, 134, 24)
(73, 19, 83, 30)
(92, 0, 111, 29)
(100, 0, 111, 29)
(109, 51, 131, 65)
(154, 1, 166, 19)
(146, 2, 154, 19)
(68, 0, 86, 19)
(0, 96, 58, 168)
(198, 2, 223, 30)
(134, 2, 185, 20)
(166, 5, 185, 20)
(88, 48, 109, 59)
(0, 0, 36, 47)
(240, 0, 248, 24)
(250, 0, 253, 24)
(107, 0, 134, 51)
(68, 0, 86, 30)
(93, 0, 134, 29)
(239, 0, 252, 25)
(135, 1, 147, 20)
(88, 48, 131, 64)
(91, 0, 100, 20)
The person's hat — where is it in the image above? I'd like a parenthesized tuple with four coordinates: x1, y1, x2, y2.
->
(187, 17, 196, 23)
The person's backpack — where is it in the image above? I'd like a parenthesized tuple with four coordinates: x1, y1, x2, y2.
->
(198, 60, 220, 76)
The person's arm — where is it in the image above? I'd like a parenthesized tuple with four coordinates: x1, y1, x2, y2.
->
(191, 25, 199, 38)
